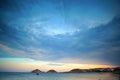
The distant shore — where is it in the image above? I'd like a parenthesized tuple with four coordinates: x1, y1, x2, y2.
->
(31, 67, 120, 75)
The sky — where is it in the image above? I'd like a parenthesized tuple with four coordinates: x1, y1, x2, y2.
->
(0, 0, 120, 72)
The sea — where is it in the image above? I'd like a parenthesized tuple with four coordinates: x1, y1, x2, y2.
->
(0, 72, 120, 80)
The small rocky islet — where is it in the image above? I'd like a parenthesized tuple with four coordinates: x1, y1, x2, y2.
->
(32, 69, 41, 75)
(47, 69, 57, 73)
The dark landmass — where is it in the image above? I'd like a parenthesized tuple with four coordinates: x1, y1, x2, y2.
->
(32, 69, 41, 73)
(68, 69, 83, 73)
(47, 70, 57, 73)
(112, 67, 120, 75)
(32, 67, 120, 75)
(67, 67, 120, 75)
(32, 69, 41, 75)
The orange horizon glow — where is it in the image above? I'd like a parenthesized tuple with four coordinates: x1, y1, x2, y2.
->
(0, 58, 118, 72)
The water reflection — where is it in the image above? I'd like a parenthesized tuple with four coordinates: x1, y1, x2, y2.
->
(0, 72, 120, 80)
(58, 73, 120, 80)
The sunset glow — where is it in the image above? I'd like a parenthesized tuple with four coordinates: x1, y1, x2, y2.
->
(0, 58, 117, 72)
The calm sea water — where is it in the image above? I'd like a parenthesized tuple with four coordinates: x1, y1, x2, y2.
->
(0, 72, 120, 80)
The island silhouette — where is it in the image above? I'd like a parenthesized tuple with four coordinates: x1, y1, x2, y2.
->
(32, 67, 120, 75)
(47, 69, 57, 73)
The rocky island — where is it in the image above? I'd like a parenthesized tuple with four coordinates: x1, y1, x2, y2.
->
(32, 69, 41, 75)
(47, 69, 57, 73)
(68, 69, 83, 73)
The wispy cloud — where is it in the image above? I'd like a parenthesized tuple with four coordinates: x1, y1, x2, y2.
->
(0, 0, 120, 72)
(0, 44, 27, 57)
(0, 44, 51, 60)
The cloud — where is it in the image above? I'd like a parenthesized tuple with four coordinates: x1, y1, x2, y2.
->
(0, 44, 27, 57)
(0, 0, 120, 68)
(0, 16, 120, 66)
(0, 57, 116, 72)
(47, 63, 65, 66)
(44, 28, 81, 36)
(0, 44, 52, 60)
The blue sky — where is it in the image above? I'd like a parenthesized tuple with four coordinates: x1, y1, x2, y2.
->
(0, 0, 120, 72)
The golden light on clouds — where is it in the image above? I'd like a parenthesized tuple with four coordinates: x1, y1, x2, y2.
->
(0, 58, 117, 72)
